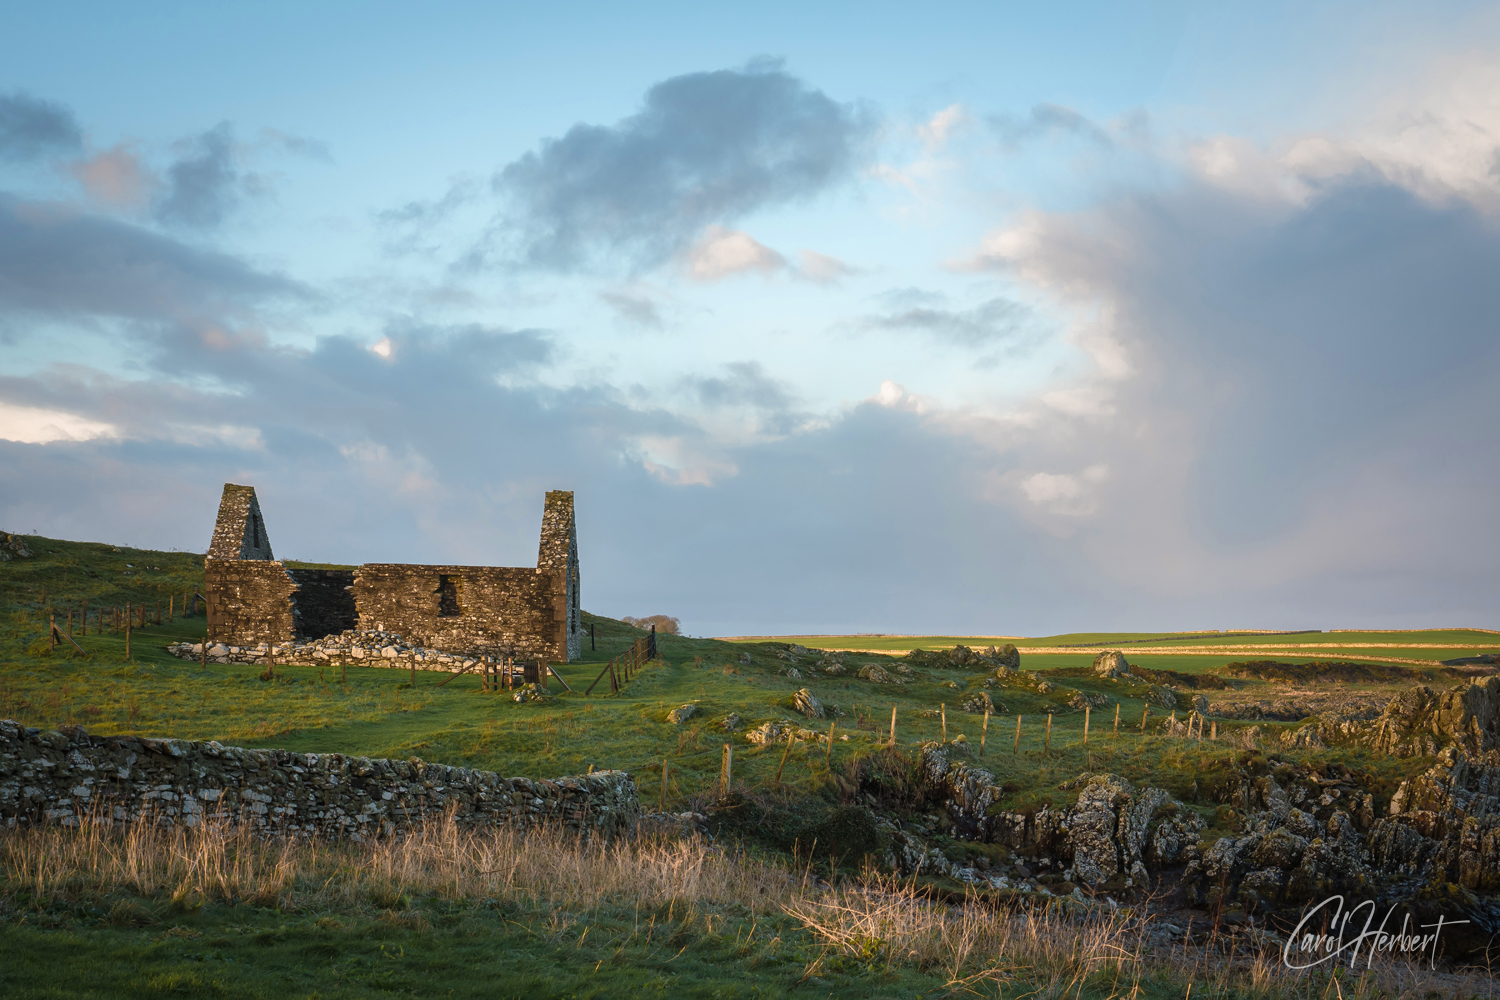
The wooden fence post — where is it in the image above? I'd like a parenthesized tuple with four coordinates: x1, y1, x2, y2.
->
(1140, 707, 1150, 734)
(888, 705, 897, 748)
(1014, 714, 1022, 754)
(1084, 705, 1090, 744)
(1045, 713, 1052, 755)
(981, 708, 990, 756)
(1113, 703, 1120, 737)
(1210, 721, 1217, 741)
(775, 728, 795, 786)
(825, 721, 836, 769)
(49, 614, 56, 650)
(940, 703, 947, 743)
(720, 743, 732, 796)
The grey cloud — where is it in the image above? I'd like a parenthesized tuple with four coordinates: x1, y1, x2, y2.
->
(865, 295, 1035, 348)
(486, 62, 876, 272)
(989, 103, 1112, 149)
(685, 361, 796, 411)
(0, 91, 82, 162)
(598, 289, 665, 329)
(977, 172, 1500, 619)
(154, 123, 259, 229)
(0, 194, 307, 322)
(258, 127, 333, 163)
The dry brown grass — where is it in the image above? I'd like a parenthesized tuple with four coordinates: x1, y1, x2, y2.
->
(4, 817, 1496, 998)
(783, 874, 1500, 999)
(1, 812, 796, 917)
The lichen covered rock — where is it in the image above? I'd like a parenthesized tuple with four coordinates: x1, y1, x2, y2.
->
(792, 688, 825, 719)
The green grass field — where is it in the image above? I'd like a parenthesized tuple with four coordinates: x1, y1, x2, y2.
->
(1, 533, 1483, 998)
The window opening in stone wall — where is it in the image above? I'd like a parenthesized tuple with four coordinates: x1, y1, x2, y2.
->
(436, 575, 462, 617)
(250, 515, 259, 550)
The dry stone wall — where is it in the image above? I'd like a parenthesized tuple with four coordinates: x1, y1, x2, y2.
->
(0, 719, 639, 840)
(352, 565, 566, 660)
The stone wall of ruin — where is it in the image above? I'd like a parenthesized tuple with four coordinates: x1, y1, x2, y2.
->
(352, 565, 568, 660)
(207, 483, 275, 561)
(204, 559, 297, 646)
(0, 720, 639, 840)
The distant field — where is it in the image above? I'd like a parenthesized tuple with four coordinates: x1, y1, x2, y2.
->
(720, 629, 1500, 668)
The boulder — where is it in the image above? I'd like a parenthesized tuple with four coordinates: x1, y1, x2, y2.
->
(989, 644, 1021, 669)
(857, 664, 894, 684)
(1093, 650, 1131, 679)
(792, 688, 824, 719)
(666, 704, 696, 725)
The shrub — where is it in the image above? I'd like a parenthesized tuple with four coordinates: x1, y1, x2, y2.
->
(622, 615, 680, 634)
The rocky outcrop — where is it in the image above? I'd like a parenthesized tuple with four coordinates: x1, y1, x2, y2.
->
(666, 704, 697, 724)
(0, 720, 638, 839)
(912, 746, 1199, 889)
(962, 691, 998, 714)
(1374, 746, 1500, 892)
(905, 644, 1020, 672)
(1291, 678, 1500, 758)
(792, 689, 825, 719)
(0, 531, 33, 561)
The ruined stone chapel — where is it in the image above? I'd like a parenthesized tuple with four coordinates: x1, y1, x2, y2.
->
(203, 484, 581, 661)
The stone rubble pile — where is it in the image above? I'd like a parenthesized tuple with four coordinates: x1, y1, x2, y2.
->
(0, 719, 639, 840)
(168, 628, 501, 673)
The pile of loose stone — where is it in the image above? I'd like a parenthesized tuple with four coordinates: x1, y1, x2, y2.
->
(168, 628, 491, 672)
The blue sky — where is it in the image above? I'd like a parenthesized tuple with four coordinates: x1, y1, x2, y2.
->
(3, 2, 1499, 634)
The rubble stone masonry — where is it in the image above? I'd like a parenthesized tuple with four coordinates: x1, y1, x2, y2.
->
(0, 720, 639, 840)
(203, 485, 580, 661)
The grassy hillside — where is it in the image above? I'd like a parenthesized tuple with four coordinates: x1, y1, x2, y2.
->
(3, 532, 1484, 998)
(0, 532, 1443, 818)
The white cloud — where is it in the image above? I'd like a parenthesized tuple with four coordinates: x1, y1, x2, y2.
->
(1187, 51, 1500, 212)
(0, 402, 118, 443)
(874, 379, 905, 407)
(371, 337, 393, 358)
(797, 248, 858, 284)
(682, 225, 786, 281)
(1019, 464, 1109, 516)
(918, 103, 968, 150)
